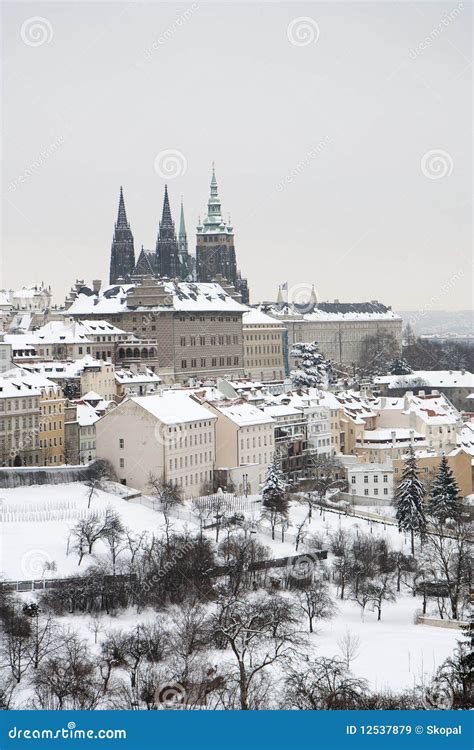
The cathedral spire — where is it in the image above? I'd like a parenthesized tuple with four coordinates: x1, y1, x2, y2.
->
(116, 186, 129, 228)
(161, 184, 173, 227)
(179, 197, 187, 240)
(156, 185, 179, 278)
(109, 186, 135, 284)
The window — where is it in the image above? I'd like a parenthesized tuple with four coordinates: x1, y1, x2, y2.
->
(351, 475, 356, 484)
(180, 337, 186, 346)
(364, 489, 369, 496)
(191, 359, 197, 368)
(374, 475, 378, 483)
(364, 475, 368, 483)
(181, 360, 187, 369)
(374, 488, 378, 496)
(119, 458, 124, 468)
(119, 438, 124, 449)
(383, 488, 388, 495)
(383, 474, 388, 483)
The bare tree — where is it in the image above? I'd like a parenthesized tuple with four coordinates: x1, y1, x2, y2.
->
(338, 630, 361, 670)
(306, 454, 347, 499)
(422, 520, 471, 620)
(22, 602, 57, 670)
(1, 607, 32, 683)
(211, 593, 303, 710)
(84, 460, 114, 509)
(367, 574, 397, 621)
(32, 631, 103, 710)
(284, 656, 368, 709)
(295, 580, 336, 633)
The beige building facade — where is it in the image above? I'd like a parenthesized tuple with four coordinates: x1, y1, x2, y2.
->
(96, 392, 217, 498)
(202, 399, 275, 492)
(242, 309, 286, 382)
(67, 279, 248, 384)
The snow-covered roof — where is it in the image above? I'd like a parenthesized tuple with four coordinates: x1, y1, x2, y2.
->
(457, 422, 474, 458)
(115, 368, 161, 384)
(375, 370, 473, 389)
(357, 428, 426, 443)
(17, 356, 98, 379)
(210, 400, 274, 427)
(376, 392, 460, 426)
(262, 404, 302, 418)
(76, 403, 102, 426)
(4, 335, 37, 351)
(0, 376, 41, 398)
(131, 392, 217, 425)
(66, 282, 249, 315)
(0, 367, 62, 393)
(347, 463, 394, 473)
(82, 390, 103, 402)
(262, 300, 401, 322)
(75, 320, 126, 336)
(243, 309, 285, 327)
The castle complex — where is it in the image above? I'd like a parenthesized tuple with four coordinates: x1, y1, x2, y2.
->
(109, 167, 249, 304)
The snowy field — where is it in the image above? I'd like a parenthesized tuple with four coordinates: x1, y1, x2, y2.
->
(0, 483, 189, 580)
(0, 482, 460, 693)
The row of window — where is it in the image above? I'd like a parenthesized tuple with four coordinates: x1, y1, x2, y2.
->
(180, 334, 239, 346)
(178, 315, 238, 323)
(246, 359, 282, 367)
(0, 398, 38, 411)
(181, 356, 239, 369)
(240, 435, 269, 449)
(0, 416, 38, 430)
(39, 437, 63, 447)
(351, 474, 390, 484)
(246, 345, 281, 355)
(39, 421, 63, 432)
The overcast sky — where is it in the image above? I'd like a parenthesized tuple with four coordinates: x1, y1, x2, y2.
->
(2, 1, 472, 310)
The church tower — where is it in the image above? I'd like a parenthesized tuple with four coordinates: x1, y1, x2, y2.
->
(155, 185, 180, 279)
(196, 165, 249, 302)
(109, 187, 135, 284)
(178, 198, 190, 279)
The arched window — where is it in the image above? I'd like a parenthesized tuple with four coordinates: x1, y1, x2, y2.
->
(133, 348, 140, 358)
(141, 348, 148, 358)
(126, 348, 133, 358)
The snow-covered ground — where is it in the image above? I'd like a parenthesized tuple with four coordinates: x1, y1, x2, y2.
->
(0, 483, 189, 580)
(0, 482, 460, 694)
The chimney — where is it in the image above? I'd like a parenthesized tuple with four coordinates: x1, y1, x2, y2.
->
(409, 429, 415, 445)
(391, 430, 396, 445)
(92, 280, 102, 294)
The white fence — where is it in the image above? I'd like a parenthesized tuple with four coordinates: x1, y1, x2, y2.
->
(416, 616, 467, 630)
(0, 500, 106, 524)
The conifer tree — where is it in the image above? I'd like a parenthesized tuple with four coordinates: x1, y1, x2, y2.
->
(428, 455, 462, 523)
(261, 456, 289, 515)
(290, 341, 330, 388)
(395, 446, 427, 555)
